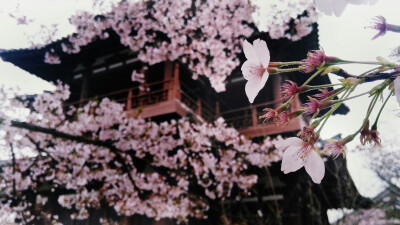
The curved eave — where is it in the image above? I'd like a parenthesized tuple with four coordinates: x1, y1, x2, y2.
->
(0, 31, 126, 82)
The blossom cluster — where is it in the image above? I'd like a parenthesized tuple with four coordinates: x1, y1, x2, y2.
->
(337, 208, 387, 225)
(241, 31, 400, 183)
(42, 0, 319, 92)
(252, 0, 318, 41)
(44, 49, 61, 64)
(0, 84, 283, 223)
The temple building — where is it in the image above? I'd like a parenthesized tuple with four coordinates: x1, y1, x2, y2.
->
(0, 24, 369, 225)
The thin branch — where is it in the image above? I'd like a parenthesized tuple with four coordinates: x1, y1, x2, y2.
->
(10, 144, 16, 199)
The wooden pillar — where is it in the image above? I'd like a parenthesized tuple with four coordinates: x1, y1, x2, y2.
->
(138, 67, 148, 96)
(272, 76, 283, 107)
(79, 61, 94, 104)
(172, 63, 181, 100)
(164, 61, 175, 101)
(252, 106, 258, 127)
(79, 73, 89, 103)
(126, 89, 133, 110)
(290, 95, 301, 112)
(164, 61, 181, 101)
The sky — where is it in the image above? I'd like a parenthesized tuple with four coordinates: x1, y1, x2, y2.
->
(0, 0, 399, 214)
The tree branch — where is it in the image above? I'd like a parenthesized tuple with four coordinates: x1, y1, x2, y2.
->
(9, 120, 142, 190)
(331, 68, 397, 82)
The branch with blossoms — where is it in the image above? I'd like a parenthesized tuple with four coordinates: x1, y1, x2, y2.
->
(39, 0, 319, 92)
(0, 84, 284, 224)
(241, 16, 400, 184)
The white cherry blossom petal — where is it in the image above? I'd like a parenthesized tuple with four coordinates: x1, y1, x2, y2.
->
(243, 40, 259, 64)
(281, 146, 303, 174)
(259, 70, 270, 91)
(315, 0, 333, 16)
(253, 39, 270, 68)
(332, 0, 347, 16)
(304, 150, 325, 184)
(245, 75, 262, 103)
(273, 137, 304, 151)
(241, 60, 259, 80)
(241, 39, 271, 103)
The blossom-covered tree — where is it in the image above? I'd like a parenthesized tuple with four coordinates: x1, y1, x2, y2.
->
(0, 0, 324, 223)
(3, 0, 399, 224)
(0, 83, 285, 224)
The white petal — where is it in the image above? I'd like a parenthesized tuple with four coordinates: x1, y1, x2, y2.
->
(273, 137, 303, 151)
(241, 60, 258, 80)
(346, 0, 364, 4)
(394, 77, 400, 107)
(253, 39, 270, 68)
(315, 0, 333, 16)
(368, 0, 378, 5)
(259, 70, 269, 91)
(304, 150, 325, 184)
(243, 40, 259, 64)
(332, 0, 347, 16)
(245, 75, 262, 103)
(281, 146, 303, 174)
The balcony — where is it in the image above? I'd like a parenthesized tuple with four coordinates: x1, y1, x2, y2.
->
(64, 77, 217, 123)
(64, 72, 307, 137)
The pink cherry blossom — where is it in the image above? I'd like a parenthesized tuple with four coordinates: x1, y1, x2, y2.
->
(0, 84, 286, 223)
(253, 0, 318, 41)
(323, 140, 346, 158)
(281, 80, 308, 100)
(241, 39, 270, 103)
(273, 137, 325, 184)
(301, 50, 326, 73)
(369, 16, 389, 40)
(360, 121, 381, 146)
(44, 49, 61, 64)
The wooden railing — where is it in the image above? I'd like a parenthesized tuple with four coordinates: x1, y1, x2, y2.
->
(63, 79, 300, 130)
(64, 79, 171, 109)
(63, 79, 217, 122)
(179, 82, 216, 122)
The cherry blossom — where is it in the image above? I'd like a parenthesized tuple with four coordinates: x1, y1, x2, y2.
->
(44, 49, 61, 64)
(303, 96, 332, 115)
(56, 0, 256, 92)
(241, 39, 270, 103)
(41, 0, 320, 92)
(323, 140, 346, 158)
(0, 84, 284, 223)
(252, 0, 318, 41)
(273, 137, 325, 184)
(281, 81, 308, 100)
(360, 121, 381, 146)
(370, 16, 389, 39)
